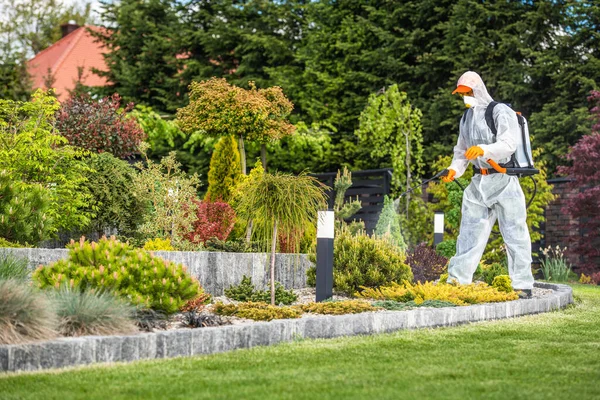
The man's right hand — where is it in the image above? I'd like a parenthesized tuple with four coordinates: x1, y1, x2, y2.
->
(441, 168, 456, 183)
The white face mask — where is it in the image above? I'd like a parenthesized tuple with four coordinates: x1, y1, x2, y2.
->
(463, 95, 479, 108)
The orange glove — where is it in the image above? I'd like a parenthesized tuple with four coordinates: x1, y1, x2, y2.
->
(465, 146, 484, 160)
(441, 168, 456, 183)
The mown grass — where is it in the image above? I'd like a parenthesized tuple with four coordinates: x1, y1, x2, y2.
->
(1, 284, 599, 400)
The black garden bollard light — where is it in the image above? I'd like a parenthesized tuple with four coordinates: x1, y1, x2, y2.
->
(315, 210, 334, 302)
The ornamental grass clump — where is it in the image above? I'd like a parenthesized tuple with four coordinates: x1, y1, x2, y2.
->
(539, 245, 572, 282)
(298, 300, 378, 315)
(213, 302, 301, 321)
(356, 280, 518, 306)
(0, 251, 29, 281)
(0, 279, 58, 344)
(33, 236, 206, 314)
(49, 287, 138, 337)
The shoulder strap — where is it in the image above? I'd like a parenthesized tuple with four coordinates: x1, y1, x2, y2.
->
(485, 101, 499, 138)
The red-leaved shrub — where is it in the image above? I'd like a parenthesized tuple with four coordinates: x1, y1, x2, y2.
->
(55, 94, 146, 158)
(185, 199, 236, 244)
(406, 243, 448, 283)
(557, 91, 600, 273)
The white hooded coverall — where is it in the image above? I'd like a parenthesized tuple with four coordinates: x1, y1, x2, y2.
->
(447, 71, 534, 290)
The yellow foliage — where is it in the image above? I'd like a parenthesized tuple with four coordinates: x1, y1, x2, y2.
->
(356, 280, 518, 306)
(143, 238, 174, 251)
(298, 300, 379, 315)
(579, 274, 593, 285)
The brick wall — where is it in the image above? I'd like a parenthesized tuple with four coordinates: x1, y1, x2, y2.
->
(542, 178, 581, 268)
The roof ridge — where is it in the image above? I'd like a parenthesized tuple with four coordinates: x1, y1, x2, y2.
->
(28, 25, 101, 64)
(50, 27, 87, 77)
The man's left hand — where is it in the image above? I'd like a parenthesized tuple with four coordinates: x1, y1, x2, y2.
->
(465, 146, 484, 160)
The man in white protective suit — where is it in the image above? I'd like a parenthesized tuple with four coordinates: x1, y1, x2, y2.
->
(441, 71, 534, 299)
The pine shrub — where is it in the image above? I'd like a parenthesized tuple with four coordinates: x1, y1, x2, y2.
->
(435, 239, 457, 259)
(406, 243, 448, 283)
(49, 287, 138, 337)
(492, 275, 513, 293)
(298, 300, 377, 315)
(143, 238, 175, 251)
(213, 301, 301, 321)
(480, 263, 508, 285)
(33, 236, 206, 314)
(327, 229, 413, 295)
(0, 251, 29, 281)
(0, 279, 58, 344)
(205, 135, 241, 202)
(375, 196, 406, 250)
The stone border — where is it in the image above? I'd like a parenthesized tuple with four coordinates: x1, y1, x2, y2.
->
(0, 282, 573, 373)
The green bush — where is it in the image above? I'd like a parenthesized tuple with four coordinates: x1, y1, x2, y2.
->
(492, 275, 513, 293)
(307, 229, 412, 295)
(224, 275, 298, 305)
(83, 153, 145, 238)
(213, 301, 301, 321)
(49, 287, 138, 337)
(0, 279, 58, 344)
(375, 196, 407, 251)
(480, 263, 508, 286)
(143, 238, 175, 251)
(0, 171, 54, 245)
(32, 236, 204, 314)
(205, 135, 241, 203)
(436, 239, 457, 259)
(0, 251, 29, 281)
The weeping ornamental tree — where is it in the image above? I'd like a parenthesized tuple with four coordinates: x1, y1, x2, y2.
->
(234, 162, 327, 305)
(176, 77, 295, 174)
(355, 85, 424, 216)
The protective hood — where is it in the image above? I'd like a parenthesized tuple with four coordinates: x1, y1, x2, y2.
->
(455, 71, 494, 107)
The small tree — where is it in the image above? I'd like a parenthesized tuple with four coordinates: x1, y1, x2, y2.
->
(205, 136, 241, 202)
(333, 167, 363, 233)
(131, 144, 200, 245)
(355, 85, 424, 216)
(185, 200, 236, 244)
(55, 93, 146, 159)
(558, 91, 600, 272)
(176, 78, 295, 174)
(234, 162, 327, 304)
(375, 196, 407, 251)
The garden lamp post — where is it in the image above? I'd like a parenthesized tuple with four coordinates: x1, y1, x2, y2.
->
(316, 210, 334, 302)
(434, 211, 444, 247)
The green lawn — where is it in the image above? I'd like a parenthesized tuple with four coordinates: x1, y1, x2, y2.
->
(1, 284, 599, 400)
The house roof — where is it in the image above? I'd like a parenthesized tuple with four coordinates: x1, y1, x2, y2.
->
(27, 26, 109, 101)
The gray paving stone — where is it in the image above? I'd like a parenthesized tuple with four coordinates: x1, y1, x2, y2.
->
(10, 345, 41, 372)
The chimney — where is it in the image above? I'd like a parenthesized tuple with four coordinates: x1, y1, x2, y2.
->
(60, 20, 80, 38)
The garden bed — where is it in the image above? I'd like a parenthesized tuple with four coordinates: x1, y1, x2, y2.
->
(0, 282, 572, 373)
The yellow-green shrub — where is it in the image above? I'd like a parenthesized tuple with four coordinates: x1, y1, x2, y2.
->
(33, 236, 205, 314)
(213, 301, 301, 321)
(298, 300, 379, 315)
(356, 280, 518, 306)
(492, 275, 513, 293)
(143, 238, 174, 251)
(579, 273, 593, 285)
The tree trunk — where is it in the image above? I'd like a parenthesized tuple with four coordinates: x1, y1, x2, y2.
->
(261, 143, 267, 172)
(270, 219, 278, 306)
(245, 220, 253, 244)
(238, 135, 246, 175)
(405, 130, 411, 219)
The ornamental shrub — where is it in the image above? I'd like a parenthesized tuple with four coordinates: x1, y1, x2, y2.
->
(492, 275, 513, 293)
(33, 236, 205, 314)
(436, 239, 457, 259)
(55, 93, 146, 158)
(372, 299, 456, 310)
(143, 238, 174, 251)
(406, 243, 448, 283)
(0, 171, 53, 245)
(480, 262, 508, 286)
(82, 153, 145, 238)
(557, 96, 600, 273)
(0, 279, 58, 344)
(315, 228, 412, 295)
(375, 196, 407, 251)
(205, 136, 241, 202)
(224, 275, 298, 305)
(356, 280, 518, 305)
(298, 300, 377, 315)
(213, 301, 301, 321)
(185, 199, 236, 245)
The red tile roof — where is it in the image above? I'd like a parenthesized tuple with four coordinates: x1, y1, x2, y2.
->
(27, 26, 109, 101)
